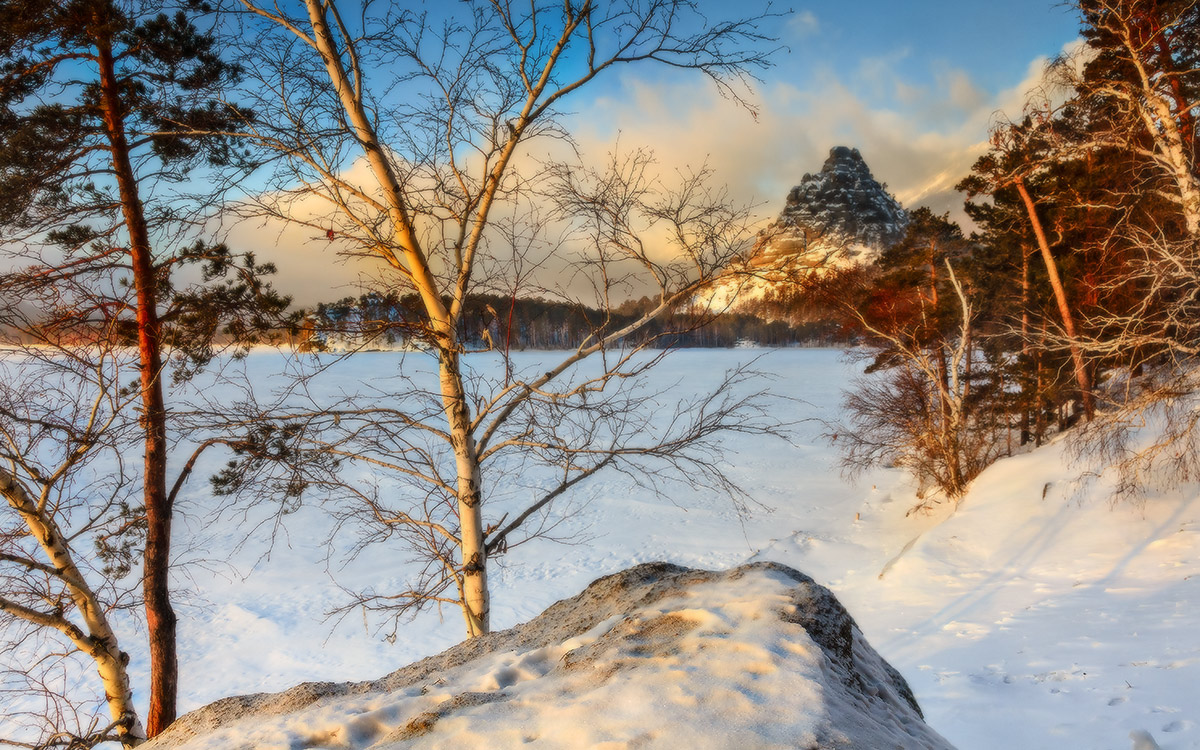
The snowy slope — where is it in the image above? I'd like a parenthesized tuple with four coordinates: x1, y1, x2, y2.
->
(3, 349, 1196, 749)
(157, 350, 1200, 749)
(832, 442, 1199, 749)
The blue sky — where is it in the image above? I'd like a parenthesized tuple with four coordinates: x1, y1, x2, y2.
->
(558, 0, 1084, 219)
(784, 0, 1079, 91)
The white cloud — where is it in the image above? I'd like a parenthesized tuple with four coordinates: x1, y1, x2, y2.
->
(786, 10, 820, 39)
(225, 40, 1087, 305)
(565, 38, 1086, 228)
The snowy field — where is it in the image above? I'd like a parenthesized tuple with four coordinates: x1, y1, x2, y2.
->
(10, 348, 1199, 749)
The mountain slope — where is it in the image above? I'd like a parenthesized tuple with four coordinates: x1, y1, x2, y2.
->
(702, 146, 908, 311)
(758, 145, 909, 268)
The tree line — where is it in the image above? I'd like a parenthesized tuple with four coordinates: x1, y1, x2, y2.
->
(813, 0, 1199, 507)
(299, 291, 843, 352)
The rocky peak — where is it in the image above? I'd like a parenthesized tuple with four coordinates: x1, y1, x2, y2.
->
(694, 147, 910, 314)
(757, 146, 909, 267)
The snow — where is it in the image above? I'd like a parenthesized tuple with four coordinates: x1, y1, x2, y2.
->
(154, 567, 928, 750)
(6, 348, 1199, 749)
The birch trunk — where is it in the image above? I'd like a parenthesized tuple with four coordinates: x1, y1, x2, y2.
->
(1, 468, 146, 748)
(304, 0, 490, 634)
(303, 0, 449, 326)
(439, 351, 489, 636)
(1116, 12, 1200, 237)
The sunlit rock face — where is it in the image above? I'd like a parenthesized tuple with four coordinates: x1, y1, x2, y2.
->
(760, 145, 909, 268)
(144, 562, 954, 750)
(701, 147, 908, 313)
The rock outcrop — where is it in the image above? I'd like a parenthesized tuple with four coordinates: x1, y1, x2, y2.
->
(758, 145, 909, 268)
(145, 562, 954, 749)
(700, 147, 908, 312)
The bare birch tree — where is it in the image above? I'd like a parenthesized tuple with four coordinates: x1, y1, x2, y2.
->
(0, 342, 146, 749)
(223, 0, 780, 637)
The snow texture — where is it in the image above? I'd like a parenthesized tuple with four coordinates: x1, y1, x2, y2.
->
(143, 562, 953, 750)
(4, 348, 1197, 750)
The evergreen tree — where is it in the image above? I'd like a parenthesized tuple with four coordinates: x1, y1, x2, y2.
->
(0, 0, 283, 737)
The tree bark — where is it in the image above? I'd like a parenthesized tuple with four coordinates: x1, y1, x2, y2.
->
(1, 469, 146, 748)
(94, 26, 176, 736)
(1115, 6, 1200, 236)
(926, 240, 951, 415)
(1014, 177, 1095, 420)
(1020, 245, 1032, 445)
(302, 0, 503, 634)
(438, 351, 489, 636)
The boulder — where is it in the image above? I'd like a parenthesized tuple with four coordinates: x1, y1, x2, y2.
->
(146, 562, 954, 749)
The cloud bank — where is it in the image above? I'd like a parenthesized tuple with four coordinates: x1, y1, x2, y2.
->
(224, 40, 1084, 306)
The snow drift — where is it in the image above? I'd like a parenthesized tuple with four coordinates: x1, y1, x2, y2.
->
(143, 562, 953, 750)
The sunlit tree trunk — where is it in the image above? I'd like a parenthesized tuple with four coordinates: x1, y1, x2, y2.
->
(94, 23, 176, 735)
(439, 351, 489, 636)
(1020, 245, 1033, 445)
(304, 0, 492, 634)
(1014, 177, 1095, 420)
(1082, 0, 1200, 236)
(1121, 8, 1200, 236)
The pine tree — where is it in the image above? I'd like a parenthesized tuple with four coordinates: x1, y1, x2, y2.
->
(0, 0, 277, 736)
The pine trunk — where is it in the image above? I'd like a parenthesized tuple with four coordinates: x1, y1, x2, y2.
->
(1015, 177, 1095, 421)
(95, 29, 176, 736)
(1020, 246, 1032, 445)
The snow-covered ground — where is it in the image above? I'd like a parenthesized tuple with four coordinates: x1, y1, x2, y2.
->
(10, 348, 1198, 749)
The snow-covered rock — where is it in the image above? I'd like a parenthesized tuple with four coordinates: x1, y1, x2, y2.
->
(144, 562, 953, 750)
(764, 145, 909, 267)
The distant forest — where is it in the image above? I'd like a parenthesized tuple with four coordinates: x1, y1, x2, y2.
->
(300, 291, 848, 351)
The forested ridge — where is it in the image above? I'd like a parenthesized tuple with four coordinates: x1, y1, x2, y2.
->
(815, 0, 1200, 501)
(298, 291, 845, 351)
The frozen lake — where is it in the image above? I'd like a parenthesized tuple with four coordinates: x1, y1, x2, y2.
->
(5, 346, 1197, 749)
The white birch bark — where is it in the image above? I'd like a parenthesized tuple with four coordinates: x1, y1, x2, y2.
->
(1093, 3, 1200, 236)
(0, 467, 145, 748)
(301, 0, 491, 633)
